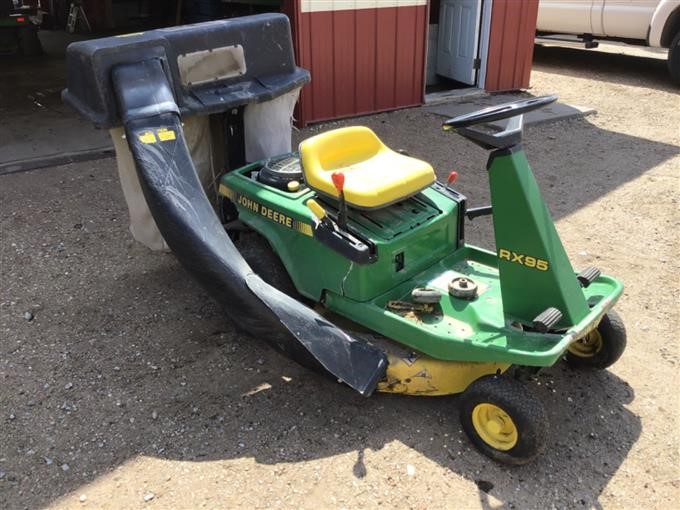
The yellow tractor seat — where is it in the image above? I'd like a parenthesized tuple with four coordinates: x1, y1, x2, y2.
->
(299, 126, 435, 209)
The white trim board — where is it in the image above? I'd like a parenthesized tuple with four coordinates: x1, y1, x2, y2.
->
(300, 0, 428, 13)
(477, 0, 493, 90)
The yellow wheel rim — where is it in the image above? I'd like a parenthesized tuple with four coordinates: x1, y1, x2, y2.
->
(568, 329, 603, 358)
(471, 403, 518, 451)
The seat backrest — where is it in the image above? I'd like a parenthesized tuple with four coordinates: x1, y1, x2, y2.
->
(300, 126, 385, 175)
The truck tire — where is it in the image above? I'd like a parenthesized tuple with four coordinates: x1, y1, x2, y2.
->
(669, 31, 680, 85)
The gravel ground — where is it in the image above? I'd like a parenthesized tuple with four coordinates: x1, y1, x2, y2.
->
(1, 45, 679, 509)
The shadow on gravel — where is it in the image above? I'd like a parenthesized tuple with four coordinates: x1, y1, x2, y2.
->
(1, 263, 641, 509)
(1, 101, 674, 509)
(532, 44, 674, 92)
(376, 112, 680, 250)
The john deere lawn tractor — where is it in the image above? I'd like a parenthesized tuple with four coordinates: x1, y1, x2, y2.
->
(63, 13, 627, 465)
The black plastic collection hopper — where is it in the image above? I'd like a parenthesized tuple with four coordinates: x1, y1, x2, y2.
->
(63, 14, 309, 127)
(62, 13, 388, 395)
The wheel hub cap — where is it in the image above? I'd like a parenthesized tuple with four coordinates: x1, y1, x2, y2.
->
(471, 403, 518, 451)
(568, 329, 604, 358)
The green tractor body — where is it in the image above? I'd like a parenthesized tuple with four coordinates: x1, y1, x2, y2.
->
(220, 145, 622, 368)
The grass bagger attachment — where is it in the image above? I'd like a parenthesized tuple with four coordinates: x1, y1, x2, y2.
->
(63, 14, 627, 465)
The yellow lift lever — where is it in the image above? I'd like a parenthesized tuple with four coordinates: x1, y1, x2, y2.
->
(306, 199, 327, 221)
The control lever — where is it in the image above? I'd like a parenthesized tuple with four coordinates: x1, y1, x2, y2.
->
(305, 198, 375, 265)
(331, 171, 348, 230)
(307, 199, 333, 227)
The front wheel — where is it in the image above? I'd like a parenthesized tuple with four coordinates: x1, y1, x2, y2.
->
(459, 375, 548, 465)
(565, 309, 626, 369)
(668, 31, 680, 85)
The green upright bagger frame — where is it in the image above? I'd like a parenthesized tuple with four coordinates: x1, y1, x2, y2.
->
(63, 14, 627, 465)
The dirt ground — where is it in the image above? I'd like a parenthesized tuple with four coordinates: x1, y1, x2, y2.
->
(1, 45, 679, 509)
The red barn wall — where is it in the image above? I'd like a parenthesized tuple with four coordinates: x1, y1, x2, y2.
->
(484, 0, 539, 92)
(292, 1, 429, 126)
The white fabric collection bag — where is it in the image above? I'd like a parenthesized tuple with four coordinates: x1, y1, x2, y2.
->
(110, 87, 301, 251)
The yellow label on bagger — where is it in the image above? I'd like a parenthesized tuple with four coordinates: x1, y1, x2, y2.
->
(138, 129, 176, 144)
(138, 131, 157, 144)
(157, 128, 176, 142)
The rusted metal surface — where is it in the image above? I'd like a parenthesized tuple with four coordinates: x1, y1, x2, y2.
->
(292, 2, 428, 126)
(485, 0, 540, 92)
(378, 353, 510, 396)
(386, 300, 435, 314)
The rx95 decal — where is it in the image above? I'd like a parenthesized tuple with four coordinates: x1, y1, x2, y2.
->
(498, 249, 549, 271)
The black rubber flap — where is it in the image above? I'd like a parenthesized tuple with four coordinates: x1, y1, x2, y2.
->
(246, 275, 388, 394)
(114, 61, 386, 395)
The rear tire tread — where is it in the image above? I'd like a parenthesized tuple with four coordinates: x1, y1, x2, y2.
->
(566, 309, 627, 369)
(460, 375, 548, 465)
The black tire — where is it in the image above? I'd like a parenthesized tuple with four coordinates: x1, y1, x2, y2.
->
(460, 375, 548, 465)
(234, 231, 327, 373)
(237, 231, 301, 300)
(669, 31, 680, 85)
(17, 25, 42, 56)
(565, 309, 626, 369)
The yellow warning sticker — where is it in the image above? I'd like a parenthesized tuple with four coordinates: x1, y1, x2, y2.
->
(138, 131, 157, 144)
(157, 128, 176, 142)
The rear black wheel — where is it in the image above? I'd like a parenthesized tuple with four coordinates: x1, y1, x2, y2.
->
(237, 230, 301, 300)
(460, 375, 548, 465)
(565, 309, 626, 369)
(234, 230, 327, 373)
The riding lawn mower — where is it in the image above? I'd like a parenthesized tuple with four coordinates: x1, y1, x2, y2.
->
(63, 13, 627, 465)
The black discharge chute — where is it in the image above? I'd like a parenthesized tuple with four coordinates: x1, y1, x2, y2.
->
(63, 14, 387, 395)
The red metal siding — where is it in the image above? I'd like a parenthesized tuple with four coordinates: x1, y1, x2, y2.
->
(295, 5, 428, 126)
(354, 12, 377, 114)
(485, 0, 539, 92)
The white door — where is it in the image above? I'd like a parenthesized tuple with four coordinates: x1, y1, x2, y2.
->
(436, 0, 483, 85)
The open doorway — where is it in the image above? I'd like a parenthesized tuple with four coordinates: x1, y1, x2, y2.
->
(426, 0, 492, 101)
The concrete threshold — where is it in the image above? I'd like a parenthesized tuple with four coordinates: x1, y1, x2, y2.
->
(424, 87, 486, 105)
(0, 146, 115, 176)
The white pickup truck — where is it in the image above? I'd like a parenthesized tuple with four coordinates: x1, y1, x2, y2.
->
(537, 0, 680, 84)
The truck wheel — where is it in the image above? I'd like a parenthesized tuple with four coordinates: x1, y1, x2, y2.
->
(566, 309, 627, 369)
(18, 25, 42, 56)
(460, 375, 548, 465)
(669, 31, 680, 85)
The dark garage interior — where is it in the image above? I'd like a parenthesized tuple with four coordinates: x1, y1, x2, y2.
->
(0, 1, 286, 172)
